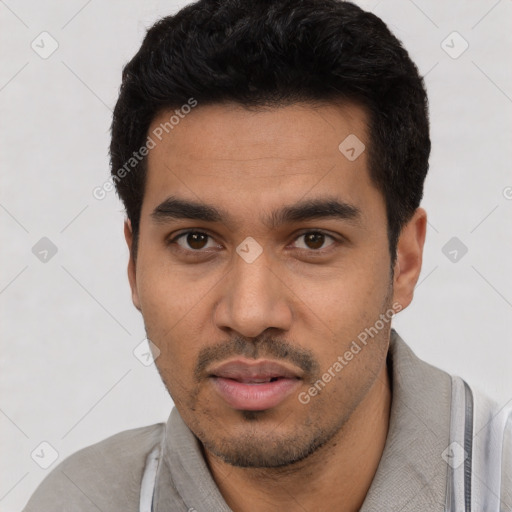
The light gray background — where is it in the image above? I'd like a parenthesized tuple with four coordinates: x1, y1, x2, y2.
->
(1, 1, 511, 510)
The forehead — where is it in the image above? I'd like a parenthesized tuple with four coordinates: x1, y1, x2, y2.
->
(142, 102, 384, 226)
(148, 101, 368, 164)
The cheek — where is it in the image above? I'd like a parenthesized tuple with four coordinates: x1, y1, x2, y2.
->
(136, 241, 214, 331)
(290, 251, 390, 334)
(135, 255, 205, 375)
(290, 254, 392, 389)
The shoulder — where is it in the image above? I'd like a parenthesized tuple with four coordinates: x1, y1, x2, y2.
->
(23, 422, 165, 512)
(469, 383, 512, 509)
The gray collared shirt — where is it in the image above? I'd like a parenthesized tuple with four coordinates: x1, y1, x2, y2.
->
(23, 331, 512, 511)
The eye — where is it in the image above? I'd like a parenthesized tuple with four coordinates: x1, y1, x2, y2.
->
(167, 229, 339, 255)
(171, 231, 219, 251)
(292, 231, 336, 251)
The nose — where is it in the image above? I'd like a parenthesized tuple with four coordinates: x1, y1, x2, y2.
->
(213, 247, 293, 338)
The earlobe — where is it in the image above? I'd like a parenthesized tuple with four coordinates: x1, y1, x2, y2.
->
(124, 219, 141, 311)
(392, 208, 427, 310)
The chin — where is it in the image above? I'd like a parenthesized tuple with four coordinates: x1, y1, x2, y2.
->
(199, 419, 339, 469)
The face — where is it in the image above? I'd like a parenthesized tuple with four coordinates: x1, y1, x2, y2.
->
(125, 102, 422, 468)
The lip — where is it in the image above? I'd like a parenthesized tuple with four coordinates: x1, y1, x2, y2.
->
(208, 359, 302, 411)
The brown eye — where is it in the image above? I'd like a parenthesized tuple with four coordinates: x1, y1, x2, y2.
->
(186, 232, 209, 250)
(304, 233, 325, 249)
(293, 231, 335, 251)
(172, 231, 216, 251)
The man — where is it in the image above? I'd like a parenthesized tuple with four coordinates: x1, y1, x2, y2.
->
(23, 0, 511, 511)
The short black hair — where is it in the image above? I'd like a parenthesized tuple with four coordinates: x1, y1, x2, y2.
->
(110, 0, 430, 262)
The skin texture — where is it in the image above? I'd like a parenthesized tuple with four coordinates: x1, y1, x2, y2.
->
(124, 102, 427, 511)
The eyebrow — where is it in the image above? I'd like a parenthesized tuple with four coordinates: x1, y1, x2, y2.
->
(151, 196, 362, 229)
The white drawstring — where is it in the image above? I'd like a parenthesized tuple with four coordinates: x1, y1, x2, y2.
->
(139, 445, 161, 512)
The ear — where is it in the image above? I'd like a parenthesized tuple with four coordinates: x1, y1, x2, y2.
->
(392, 208, 427, 310)
(124, 219, 141, 311)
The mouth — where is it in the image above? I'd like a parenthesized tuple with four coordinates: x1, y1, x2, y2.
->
(208, 359, 302, 411)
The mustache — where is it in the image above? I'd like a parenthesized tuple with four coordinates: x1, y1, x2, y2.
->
(194, 334, 319, 380)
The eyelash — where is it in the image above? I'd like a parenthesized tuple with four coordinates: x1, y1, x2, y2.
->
(166, 229, 340, 256)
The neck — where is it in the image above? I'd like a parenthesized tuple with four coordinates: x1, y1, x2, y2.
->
(205, 362, 392, 512)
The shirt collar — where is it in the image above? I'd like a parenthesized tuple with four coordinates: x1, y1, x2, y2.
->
(360, 329, 451, 511)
